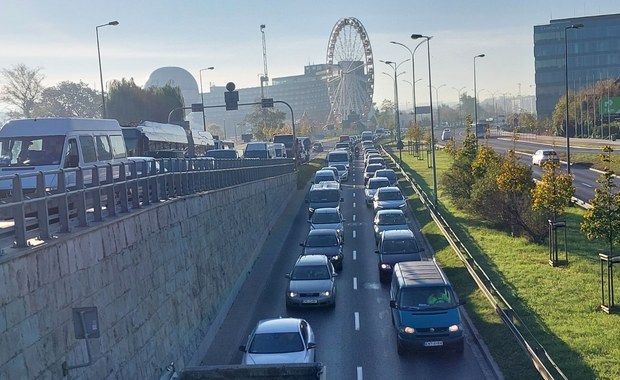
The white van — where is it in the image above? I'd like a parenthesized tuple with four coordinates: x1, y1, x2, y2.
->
(244, 142, 275, 159)
(0, 118, 128, 195)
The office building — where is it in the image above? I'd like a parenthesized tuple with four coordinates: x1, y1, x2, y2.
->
(534, 13, 620, 119)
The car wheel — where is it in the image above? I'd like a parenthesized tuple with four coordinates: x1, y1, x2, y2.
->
(397, 338, 406, 356)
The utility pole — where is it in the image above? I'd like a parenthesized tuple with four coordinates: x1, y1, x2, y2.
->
(260, 24, 269, 98)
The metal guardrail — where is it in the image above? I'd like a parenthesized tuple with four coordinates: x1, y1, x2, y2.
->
(381, 146, 567, 380)
(0, 158, 295, 250)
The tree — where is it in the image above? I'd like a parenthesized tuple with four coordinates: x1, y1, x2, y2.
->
(375, 100, 395, 132)
(207, 124, 225, 139)
(243, 104, 287, 140)
(0, 63, 45, 118)
(107, 78, 184, 125)
(531, 161, 575, 219)
(580, 146, 620, 257)
(34, 81, 100, 117)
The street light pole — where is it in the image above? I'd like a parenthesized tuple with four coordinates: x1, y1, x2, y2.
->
(199, 67, 214, 132)
(390, 40, 427, 125)
(96, 21, 119, 119)
(432, 84, 446, 129)
(473, 54, 485, 128)
(411, 34, 437, 208)
(381, 59, 410, 164)
(564, 23, 584, 175)
(452, 86, 466, 126)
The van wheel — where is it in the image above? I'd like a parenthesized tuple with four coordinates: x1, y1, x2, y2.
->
(397, 339, 406, 356)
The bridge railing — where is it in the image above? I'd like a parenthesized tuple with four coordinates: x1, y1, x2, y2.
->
(0, 158, 295, 250)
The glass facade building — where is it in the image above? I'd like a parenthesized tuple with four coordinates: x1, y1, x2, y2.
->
(534, 13, 620, 118)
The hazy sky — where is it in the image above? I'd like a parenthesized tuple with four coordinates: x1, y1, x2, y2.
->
(1, 0, 618, 113)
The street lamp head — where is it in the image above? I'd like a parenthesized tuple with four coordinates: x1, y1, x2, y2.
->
(260, 24, 266, 31)
(203, 66, 214, 71)
(568, 23, 584, 29)
(108, 21, 119, 26)
(475, 54, 485, 58)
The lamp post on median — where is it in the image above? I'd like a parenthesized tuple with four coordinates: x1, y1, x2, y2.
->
(432, 84, 446, 129)
(391, 40, 427, 125)
(411, 34, 437, 208)
(473, 54, 485, 128)
(96, 20, 119, 118)
(381, 59, 410, 165)
(199, 67, 214, 132)
(564, 23, 584, 175)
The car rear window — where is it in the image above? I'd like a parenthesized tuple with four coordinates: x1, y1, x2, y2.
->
(382, 238, 419, 254)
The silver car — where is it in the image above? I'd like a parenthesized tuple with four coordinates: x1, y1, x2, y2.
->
(374, 168, 398, 187)
(333, 163, 349, 182)
(365, 177, 391, 206)
(373, 209, 409, 244)
(308, 207, 344, 237)
(286, 255, 337, 308)
(240, 317, 316, 364)
(373, 186, 406, 213)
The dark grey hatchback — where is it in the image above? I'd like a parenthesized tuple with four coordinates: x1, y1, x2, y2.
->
(376, 229, 424, 283)
(300, 229, 344, 270)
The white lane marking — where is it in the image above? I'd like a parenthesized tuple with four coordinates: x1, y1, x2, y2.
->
(353, 277, 357, 290)
(357, 367, 363, 380)
(353, 250, 357, 260)
(353, 202, 356, 208)
(353, 230, 357, 238)
(353, 214, 356, 222)
(354, 312, 360, 331)
(353, 192, 356, 197)
(582, 182, 593, 188)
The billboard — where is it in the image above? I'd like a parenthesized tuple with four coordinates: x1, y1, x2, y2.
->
(599, 97, 620, 115)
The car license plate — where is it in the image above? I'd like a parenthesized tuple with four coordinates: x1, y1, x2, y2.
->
(303, 299, 318, 304)
(424, 341, 443, 347)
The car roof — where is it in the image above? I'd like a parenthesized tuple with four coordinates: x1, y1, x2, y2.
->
(376, 169, 395, 174)
(368, 177, 390, 184)
(307, 228, 339, 236)
(255, 318, 304, 334)
(366, 163, 384, 169)
(382, 229, 415, 239)
(310, 181, 340, 190)
(394, 261, 447, 286)
(296, 254, 329, 266)
(316, 169, 335, 175)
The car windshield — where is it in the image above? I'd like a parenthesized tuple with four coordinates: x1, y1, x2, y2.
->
(306, 234, 338, 247)
(0, 135, 65, 167)
(291, 264, 331, 280)
(377, 213, 406, 225)
(382, 238, 419, 254)
(312, 212, 340, 224)
(365, 165, 382, 174)
(543, 151, 557, 156)
(249, 332, 304, 354)
(368, 179, 390, 189)
(378, 191, 403, 201)
(399, 286, 457, 309)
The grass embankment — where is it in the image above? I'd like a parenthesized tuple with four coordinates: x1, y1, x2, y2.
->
(296, 158, 324, 189)
(389, 146, 618, 380)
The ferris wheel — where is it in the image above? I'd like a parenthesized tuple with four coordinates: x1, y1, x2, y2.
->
(326, 17, 374, 125)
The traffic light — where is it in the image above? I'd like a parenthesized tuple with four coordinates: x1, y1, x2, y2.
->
(224, 82, 239, 111)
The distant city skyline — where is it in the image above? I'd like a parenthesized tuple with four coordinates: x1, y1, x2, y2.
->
(0, 0, 618, 115)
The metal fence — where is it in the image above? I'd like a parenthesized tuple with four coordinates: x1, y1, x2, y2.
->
(0, 158, 295, 250)
(382, 146, 567, 380)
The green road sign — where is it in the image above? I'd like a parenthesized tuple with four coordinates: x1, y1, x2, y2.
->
(599, 97, 620, 114)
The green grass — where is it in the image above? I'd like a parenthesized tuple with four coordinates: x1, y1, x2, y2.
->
(296, 157, 324, 189)
(386, 145, 619, 380)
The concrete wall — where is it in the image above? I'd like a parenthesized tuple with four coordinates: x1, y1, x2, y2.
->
(0, 173, 296, 380)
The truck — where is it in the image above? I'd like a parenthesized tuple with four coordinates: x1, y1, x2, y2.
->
(272, 134, 295, 159)
(361, 130, 374, 142)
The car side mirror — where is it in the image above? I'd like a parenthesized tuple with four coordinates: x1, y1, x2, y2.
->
(239, 345, 247, 352)
(389, 300, 397, 309)
(340, 197, 344, 202)
(332, 272, 338, 277)
(419, 247, 425, 252)
(307, 220, 311, 224)
(307, 342, 317, 349)
(459, 300, 467, 306)
(299, 243, 304, 247)
(375, 250, 380, 254)
(285, 273, 291, 279)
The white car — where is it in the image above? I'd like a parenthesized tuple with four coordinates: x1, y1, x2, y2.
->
(532, 149, 559, 166)
(240, 318, 316, 364)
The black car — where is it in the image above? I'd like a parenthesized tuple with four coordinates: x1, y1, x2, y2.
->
(312, 142, 324, 152)
(300, 229, 344, 270)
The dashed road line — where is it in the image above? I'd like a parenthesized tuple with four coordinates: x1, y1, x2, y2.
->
(353, 214, 356, 222)
(353, 202, 356, 208)
(352, 230, 357, 238)
(582, 182, 593, 188)
(353, 277, 357, 290)
(354, 312, 360, 331)
(357, 367, 363, 380)
(353, 250, 357, 260)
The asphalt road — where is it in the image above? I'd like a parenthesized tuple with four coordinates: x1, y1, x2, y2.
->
(199, 152, 498, 379)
